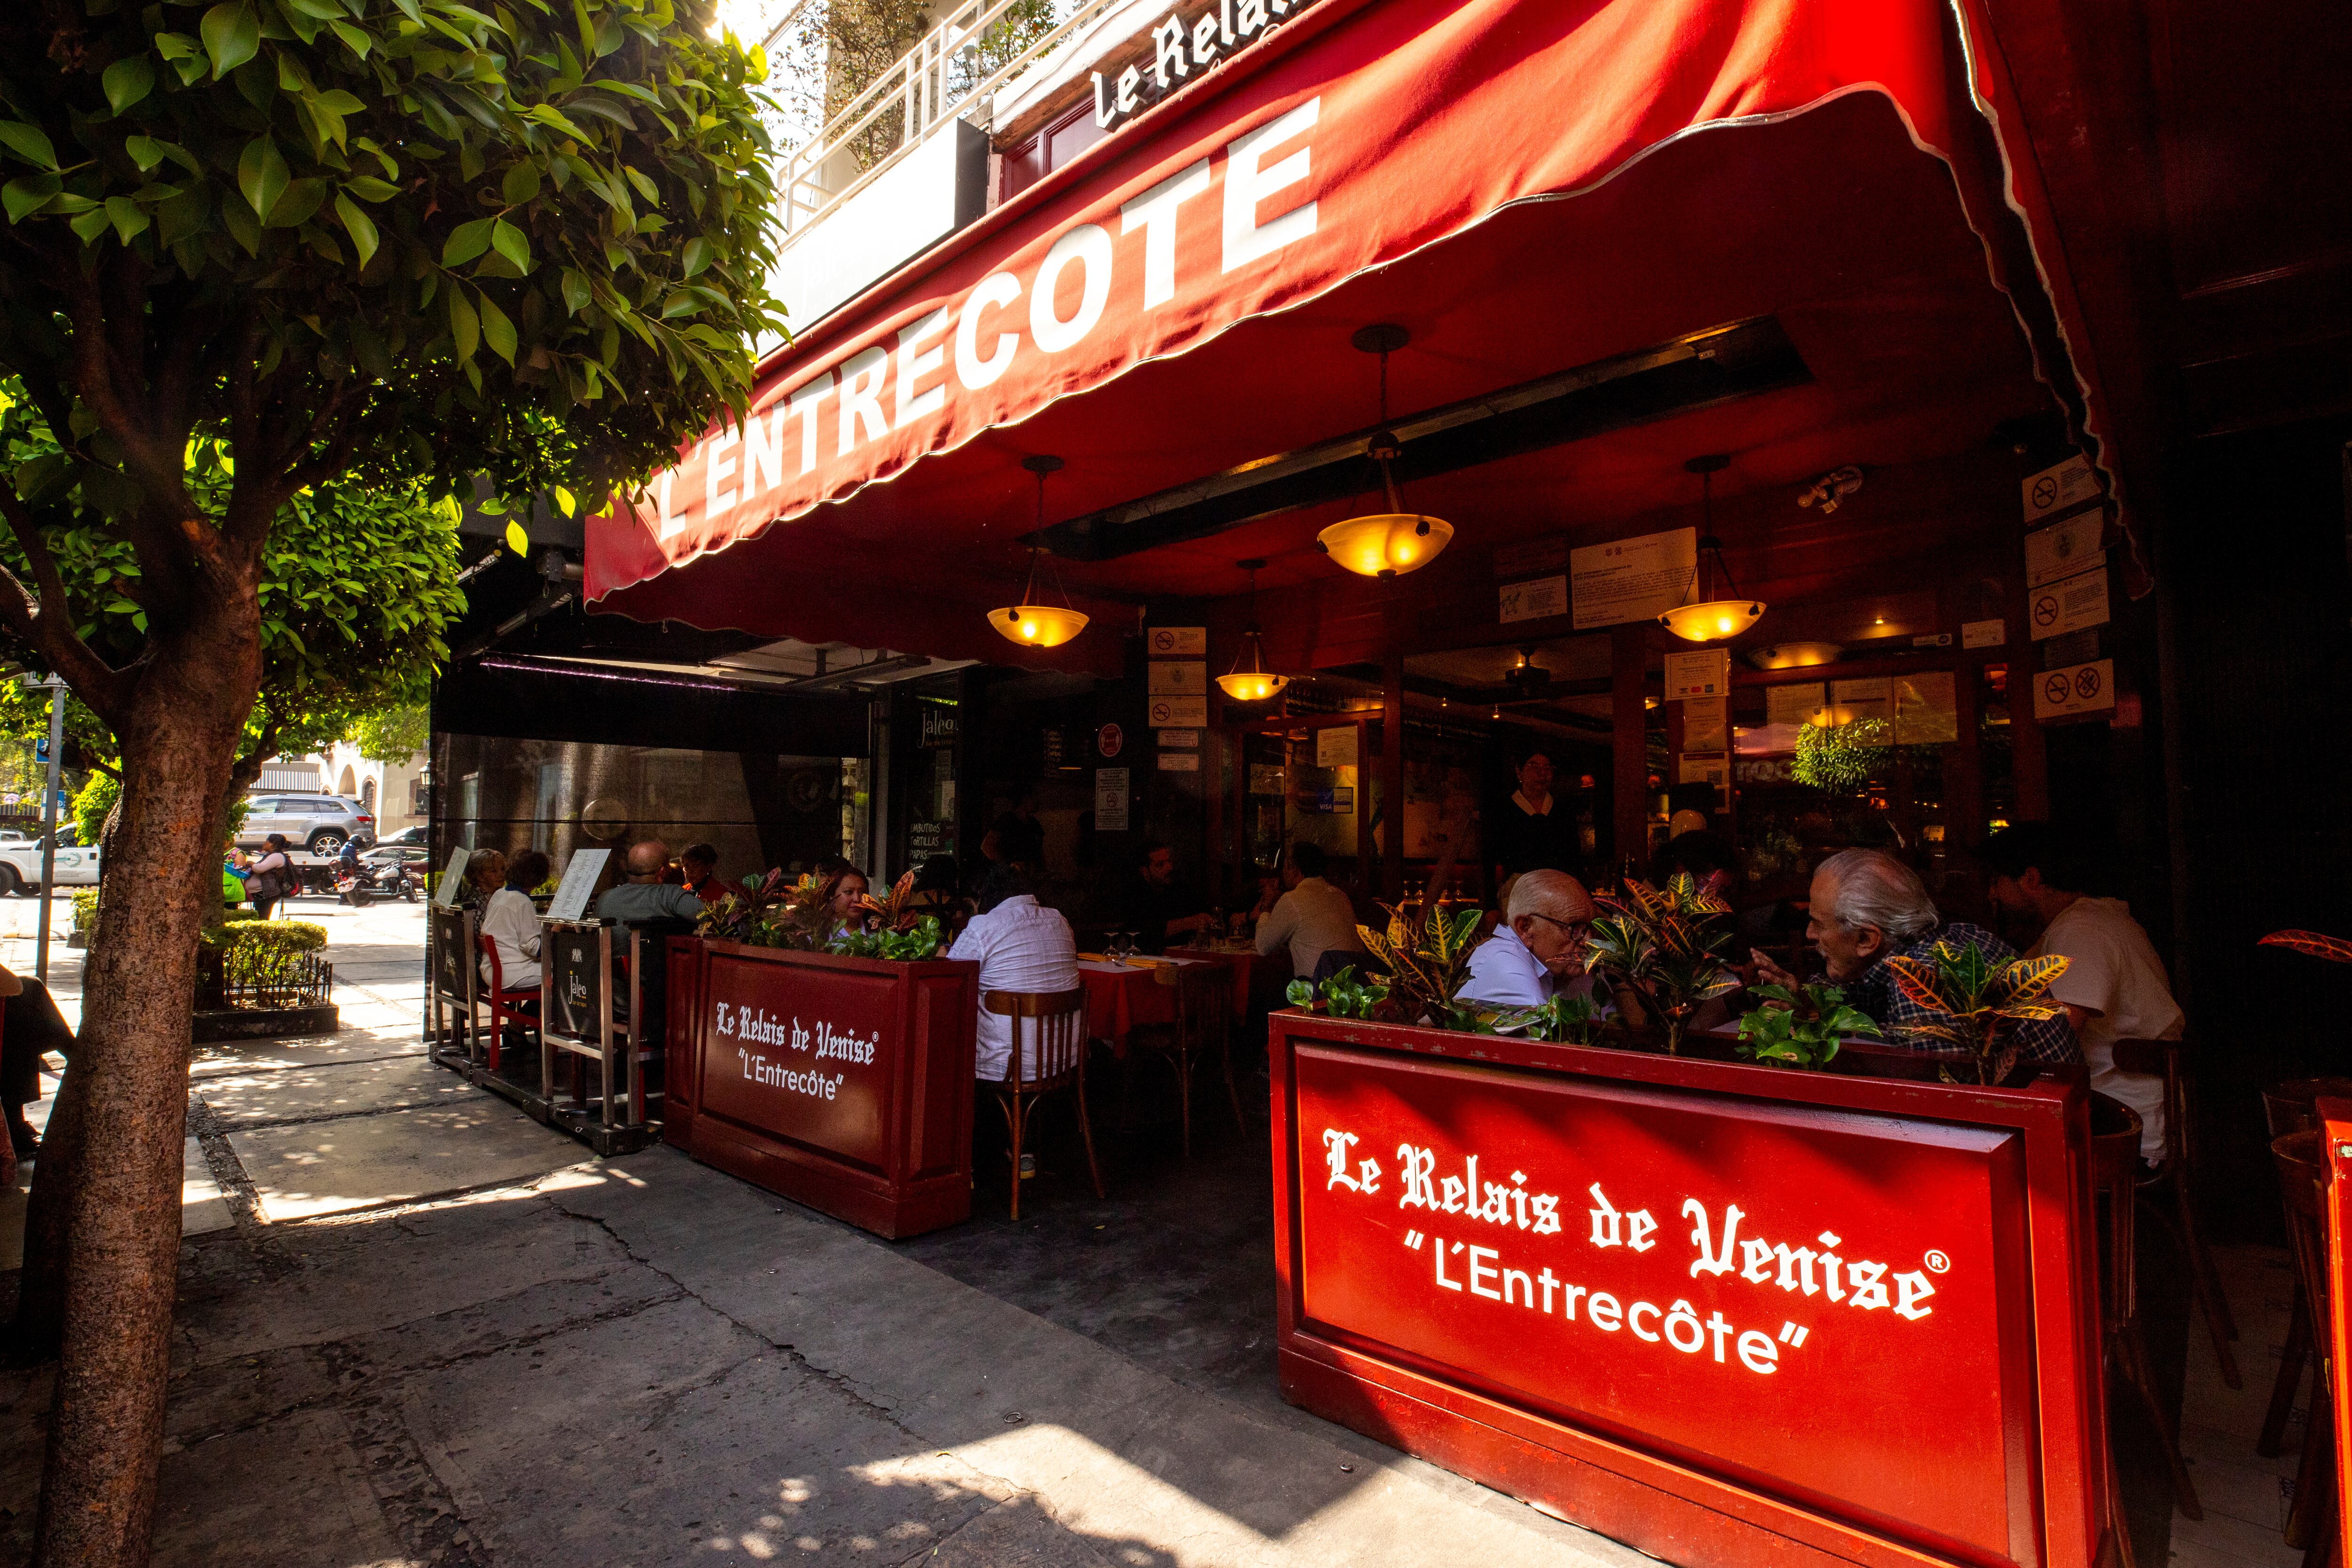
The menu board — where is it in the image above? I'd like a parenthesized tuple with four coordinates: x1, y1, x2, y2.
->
(546, 847, 611, 922)
(433, 844, 472, 907)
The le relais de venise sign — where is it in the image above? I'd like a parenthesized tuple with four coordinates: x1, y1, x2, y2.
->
(1092, 0, 1326, 135)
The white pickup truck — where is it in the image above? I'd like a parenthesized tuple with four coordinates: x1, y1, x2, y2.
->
(0, 830, 98, 895)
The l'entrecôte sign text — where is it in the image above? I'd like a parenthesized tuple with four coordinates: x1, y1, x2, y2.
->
(1093, 0, 1324, 136)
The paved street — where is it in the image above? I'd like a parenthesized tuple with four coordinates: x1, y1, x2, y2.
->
(0, 894, 1647, 1567)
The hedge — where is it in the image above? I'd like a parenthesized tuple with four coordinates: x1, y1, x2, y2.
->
(199, 919, 329, 992)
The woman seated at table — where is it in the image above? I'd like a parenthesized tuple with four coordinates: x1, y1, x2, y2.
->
(947, 863, 1078, 1084)
(820, 860, 871, 935)
(480, 848, 549, 995)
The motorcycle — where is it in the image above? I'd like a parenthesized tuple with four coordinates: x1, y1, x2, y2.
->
(335, 859, 419, 906)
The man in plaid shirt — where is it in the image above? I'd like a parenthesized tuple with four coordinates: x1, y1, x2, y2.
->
(1754, 848, 2078, 1065)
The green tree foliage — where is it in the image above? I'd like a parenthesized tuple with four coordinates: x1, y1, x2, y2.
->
(350, 699, 428, 763)
(0, 0, 782, 1558)
(71, 771, 116, 848)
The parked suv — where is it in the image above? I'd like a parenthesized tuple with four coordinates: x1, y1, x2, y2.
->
(238, 793, 375, 855)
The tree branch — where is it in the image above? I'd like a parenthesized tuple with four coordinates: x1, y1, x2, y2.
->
(0, 488, 128, 720)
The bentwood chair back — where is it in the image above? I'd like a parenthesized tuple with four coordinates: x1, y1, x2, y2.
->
(2091, 1092, 2204, 1529)
(984, 987, 1102, 1220)
(1134, 960, 1243, 1158)
(2272, 1131, 2338, 1562)
(2112, 1035, 2241, 1388)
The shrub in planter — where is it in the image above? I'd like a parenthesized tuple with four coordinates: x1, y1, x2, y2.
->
(1734, 982, 1874, 1069)
(199, 919, 329, 1002)
(71, 887, 98, 933)
(1285, 966, 1390, 1020)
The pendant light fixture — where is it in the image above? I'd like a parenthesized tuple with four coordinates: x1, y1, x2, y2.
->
(1216, 558, 1288, 702)
(1657, 453, 1764, 643)
(1318, 325, 1454, 578)
(988, 455, 1089, 648)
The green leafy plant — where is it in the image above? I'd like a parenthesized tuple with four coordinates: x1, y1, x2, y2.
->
(1494, 992, 1603, 1046)
(1359, 902, 1486, 1026)
(1284, 965, 1390, 1020)
(856, 868, 926, 934)
(1793, 715, 1891, 792)
(1583, 874, 1740, 1054)
(698, 868, 848, 951)
(830, 915, 946, 962)
(1879, 941, 2070, 1085)
(1735, 982, 1874, 1069)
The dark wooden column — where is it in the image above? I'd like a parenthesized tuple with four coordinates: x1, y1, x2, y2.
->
(1382, 646, 1405, 901)
(1611, 624, 1649, 871)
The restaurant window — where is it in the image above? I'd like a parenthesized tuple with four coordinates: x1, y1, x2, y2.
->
(1236, 717, 1371, 903)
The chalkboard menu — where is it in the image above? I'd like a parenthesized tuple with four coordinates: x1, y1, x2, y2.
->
(430, 907, 470, 1001)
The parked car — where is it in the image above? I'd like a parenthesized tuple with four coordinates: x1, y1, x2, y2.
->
(0, 830, 98, 895)
(237, 793, 375, 855)
(374, 824, 428, 852)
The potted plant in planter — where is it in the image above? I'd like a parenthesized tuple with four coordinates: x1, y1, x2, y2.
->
(1879, 941, 2070, 1085)
(1582, 873, 1740, 1054)
(1285, 966, 1390, 1020)
(1356, 901, 1487, 1028)
(1735, 981, 1875, 1069)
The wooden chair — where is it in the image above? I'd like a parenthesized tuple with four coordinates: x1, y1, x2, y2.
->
(2091, 1092, 2203, 1525)
(2260, 1079, 2352, 1458)
(474, 932, 537, 1074)
(2272, 1130, 2336, 1564)
(2113, 1036, 2240, 1388)
(984, 987, 1102, 1220)
(1128, 960, 1242, 1157)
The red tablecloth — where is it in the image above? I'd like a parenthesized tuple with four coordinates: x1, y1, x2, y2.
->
(1076, 952, 1252, 1049)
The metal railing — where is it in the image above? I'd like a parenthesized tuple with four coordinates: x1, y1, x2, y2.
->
(197, 949, 334, 1012)
(763, 0, 1131, 245)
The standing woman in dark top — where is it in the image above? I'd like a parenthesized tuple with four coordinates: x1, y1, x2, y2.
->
(1491, 745, 1578, 901)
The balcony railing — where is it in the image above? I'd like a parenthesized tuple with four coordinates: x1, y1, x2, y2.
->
(761, 0, 1127, 245)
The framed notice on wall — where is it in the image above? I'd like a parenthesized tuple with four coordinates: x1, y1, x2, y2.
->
(1570, 528, 1697, 629)
(1094, 767, 1131, 832)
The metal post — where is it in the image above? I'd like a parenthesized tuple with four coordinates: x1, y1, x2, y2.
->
(35, 679, 64, 983)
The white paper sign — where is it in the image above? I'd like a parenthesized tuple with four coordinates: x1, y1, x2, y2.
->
(1316, 726, 1358, 768)
(434, 844, 473, 907)
(1663, 648, 1730, 701)
(1094, 767, 1131, 832)
(1158, 729, 1200, 749)
(1571, 528, 1697, 629)
(1962, 618, 2006, 649)
(2025, 511, 2106, 587)
(1765, 683, 1827, 728)
(2030, 566, 2110, 640)
(1146, 661, 1207, 695)
(1156, 752, 1200, 773)
(1498, 575, 1568, 624)
(2032, 658, 2115, 720)
(1147, 695, 1208, 727)
(546, 847, 612, 923)
(1146, 626, 1207, 657)
(1680, 697, 1728, 753)
(2022, 455, 2100, 523)
(1830, 677, 1892, 725)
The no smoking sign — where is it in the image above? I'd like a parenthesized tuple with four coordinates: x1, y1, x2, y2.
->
(2032, 658, 2115, 721)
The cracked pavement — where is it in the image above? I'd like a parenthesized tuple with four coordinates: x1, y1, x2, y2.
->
(0, 899, 1644, 1568)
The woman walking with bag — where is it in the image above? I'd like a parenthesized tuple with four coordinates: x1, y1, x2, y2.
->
(246, 833, 294, 919)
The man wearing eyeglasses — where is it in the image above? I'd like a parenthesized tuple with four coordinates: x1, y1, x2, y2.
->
(1456, 869, 1599, 1008)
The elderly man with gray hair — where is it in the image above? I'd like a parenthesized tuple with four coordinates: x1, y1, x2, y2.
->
(1456, 869, 1601, 1009)
(1753, 848, 2077, 1065)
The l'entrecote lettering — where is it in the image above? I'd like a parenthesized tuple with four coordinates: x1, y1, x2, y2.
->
(735, 1048, 844, 1101)
(652, 95, 1325, 539)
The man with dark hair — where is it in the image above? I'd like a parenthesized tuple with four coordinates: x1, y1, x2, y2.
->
(1102, 840, 1215, 952)
(948, 862, 1079, 1085)
(1987, 823, 2178, 1158)
(678, 842, 733, 903)
(1491, 744, 1578, 894)
(1253, 840, 1364, 978)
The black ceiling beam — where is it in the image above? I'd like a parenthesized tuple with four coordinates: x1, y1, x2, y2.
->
(1031, 317, 1810, 563)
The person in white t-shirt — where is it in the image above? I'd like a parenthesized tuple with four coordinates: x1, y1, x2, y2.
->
(947, 863, 1079, 1084)
(1987, 824, 2182, 1160)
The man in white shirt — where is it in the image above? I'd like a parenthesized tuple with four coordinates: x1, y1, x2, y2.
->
(1987, 824, 2181, 1160)
(1456, 870, 1599, 1009)
(1252, 842, 1364, 979)
(947, 864, 1080, 1083)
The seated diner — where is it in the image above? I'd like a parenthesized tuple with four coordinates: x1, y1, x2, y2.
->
(1755, 847, 2080, 1065)
(594, 839, 706, 924)
(480, 848, 549, 993)
(947, 863, 1079, 1084)
(1456, 869, 1601, 1009)
(1252, 841, 1364, 979)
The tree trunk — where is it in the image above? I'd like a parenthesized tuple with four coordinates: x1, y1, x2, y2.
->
(31, 605, 259, 1568)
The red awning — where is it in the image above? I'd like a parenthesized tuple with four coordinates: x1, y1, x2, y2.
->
(587, 0, 2106, 665)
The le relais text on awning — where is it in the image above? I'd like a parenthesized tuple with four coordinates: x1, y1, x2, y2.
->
(1093, 0, 1326, 135)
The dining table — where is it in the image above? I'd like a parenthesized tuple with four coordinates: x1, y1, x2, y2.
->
(1075, 943, 1256, 1053)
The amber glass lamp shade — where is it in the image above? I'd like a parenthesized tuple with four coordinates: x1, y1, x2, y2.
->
(1658, 599, 1764, 643)
(1216, 670, 1288, 702)
(1318, 513, 1454, 578)
(989, 603, 1089, 648)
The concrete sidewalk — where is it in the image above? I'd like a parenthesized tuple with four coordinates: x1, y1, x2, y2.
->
(0, 897, 1640, 1567)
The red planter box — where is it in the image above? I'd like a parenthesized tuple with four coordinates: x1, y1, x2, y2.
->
(664, 938, 978, 1238)
(1269, 1012, 2112, 1568)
